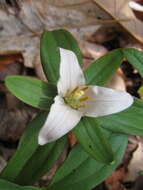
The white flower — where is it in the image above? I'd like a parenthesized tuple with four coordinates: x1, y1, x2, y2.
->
(38, 48, 133, 145)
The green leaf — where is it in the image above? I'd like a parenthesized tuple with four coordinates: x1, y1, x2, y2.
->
(73, 117, 114, 164)
(123, 48, 143, 77)
(0, 179, 41, 190)
(5, 75, 57, 109)
(15, 137, 66, 185)
(138, 170, 143, 175)
(40, 29, 82, 83)
(52, 30, 82, 65)
(48, 132, 128, 190)
(0, 179, 40, 190)
(40, 31, 60, 83)
(97, 99, 143, 136)
(84, 49, 123, 85)
(138, 86, 143, 99)
(84, 48, 143, 86)
(0, 112, 67, 185)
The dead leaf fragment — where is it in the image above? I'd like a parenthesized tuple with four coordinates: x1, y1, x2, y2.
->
(0, 155, 7, 173)
(0, 53, 23, 81)
(106, 70, 126, 91)
(93, 0, 143, 43)
(125, 141, 143, 182)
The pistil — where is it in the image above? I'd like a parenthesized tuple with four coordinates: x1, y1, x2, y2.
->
(64, 86, 90, 110)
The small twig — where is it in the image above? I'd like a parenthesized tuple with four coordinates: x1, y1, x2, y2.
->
(53, 18, 131, 30)
(18, 18, 41, 36)
(53, 0, 92, 8)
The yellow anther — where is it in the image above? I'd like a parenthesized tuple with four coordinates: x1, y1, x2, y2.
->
(81, 86, 89, 91)
(71, 86, 79, 94)
(75, 90, 84, 98)
(79, 96, 89, 102)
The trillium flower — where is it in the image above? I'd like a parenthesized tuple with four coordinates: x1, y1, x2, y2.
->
(38, 48, 133, 145)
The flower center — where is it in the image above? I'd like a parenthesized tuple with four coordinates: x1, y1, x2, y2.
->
(64, 86, 90, 110)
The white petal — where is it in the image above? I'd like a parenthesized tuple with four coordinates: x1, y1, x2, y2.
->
(83, 86, 133, 117)
(129, 1, 143, 12)
(38, 96, 82, 145)
(57, 48, 85, 96)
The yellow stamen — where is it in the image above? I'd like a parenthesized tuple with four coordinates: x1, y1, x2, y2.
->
(71, 86, 79, 94)
(79, 96, 89, 102)
(75, 90, 84, 98)
(81, 86, 89, 91)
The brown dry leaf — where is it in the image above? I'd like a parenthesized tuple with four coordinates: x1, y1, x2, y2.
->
(0, 65, 7, 70)
(106, 136, 138, 190)
(0, 54, 22, 67)
(80, 41, 108, 70)
(0, 35, 39, 68)
(93, 0, 143, 43)
(0, 155, 7, 173)
(80, 41, 107, 60)
(106, 70, 126, 91)
(106, 167, 126, 190)
(0, 105, 37, 142)
(0, 53, 23, 80)
(0, 0, 104, 69)
(125, 140, 143, 182)
(40, 148, 67, 186)
(0, 86, 37, 142)
(68, 132, 77, 147)
(1, 0, 129, 71)
(0, 145, 16, 161)
(33, 50, 47, 81)
(132, 175, 143, 190)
